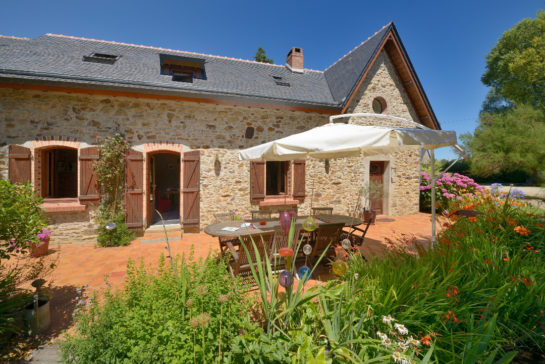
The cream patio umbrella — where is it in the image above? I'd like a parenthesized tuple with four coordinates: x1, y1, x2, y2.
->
(238, 113, 459, 244)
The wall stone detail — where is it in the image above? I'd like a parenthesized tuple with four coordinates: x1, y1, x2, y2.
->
(0, 50, 426, 243)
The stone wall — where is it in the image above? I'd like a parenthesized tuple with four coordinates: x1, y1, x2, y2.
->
(0, 51, 425, 242)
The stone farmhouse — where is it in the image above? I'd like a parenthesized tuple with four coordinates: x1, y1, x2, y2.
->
(0, 22, 440, 243)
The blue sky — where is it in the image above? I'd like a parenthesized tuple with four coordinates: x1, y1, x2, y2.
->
(1, 0, 543, 160)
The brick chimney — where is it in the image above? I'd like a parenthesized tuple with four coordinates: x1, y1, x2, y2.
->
(286, 47, 303, 72)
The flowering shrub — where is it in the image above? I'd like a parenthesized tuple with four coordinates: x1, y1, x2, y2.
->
(0, 180, 48, 260)
(349, 192, 545, 362)
(420, 171, 484, 211)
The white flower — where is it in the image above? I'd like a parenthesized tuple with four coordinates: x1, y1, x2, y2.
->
(392, 352, 403, 362)
(401, 359, 410, 364)
(382, 314, 395, 324)
(354, 273, 359, 280)
(397, 341, 409, 351)
(407, 336, 421, 347)
(382, 337, 392, 347)
(376, 331, 388, 340)
(394, 323, 409, 335)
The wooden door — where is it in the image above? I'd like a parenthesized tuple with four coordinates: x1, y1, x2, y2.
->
(125, 150, 144, 234)
(369, 161, 385, 214)
(182, 150, 200, 232)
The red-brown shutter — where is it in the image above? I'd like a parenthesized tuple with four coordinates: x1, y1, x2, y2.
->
(9, 145, 31, 184)
(182, 150, 200, 231)
(79, 147, 100, 205)
(250, 161, 265, 201)
(125, 150, 144, 233)
(292, 160, 306, 199)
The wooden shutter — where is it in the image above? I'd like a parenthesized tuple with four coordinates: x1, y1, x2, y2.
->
(292, 160, 306, 199)
(79, 147, 100, 205)
(250, 161, 265, 201)
(9, 145, 31, 184)
(125, 150, 144, 233)
(182, 150, 200, 231)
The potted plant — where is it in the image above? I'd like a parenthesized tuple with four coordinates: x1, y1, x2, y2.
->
(359, 180, 386, 223)
(30, 228, 52, 257)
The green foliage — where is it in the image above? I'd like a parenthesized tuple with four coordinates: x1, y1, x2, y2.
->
(94, 134, 134, 247)
(347, 193, 545, 362)
(482, 11, 545, 110)
(254, 46, 274, 64)
(0, 265, 31, 348)
(0, 180, 47, 260)
(60, 253, 252, 363)
(463, 104, 545, 182)
(95, 213, 133, 247)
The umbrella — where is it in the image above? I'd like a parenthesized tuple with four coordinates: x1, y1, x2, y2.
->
(238, 113, 458, 245)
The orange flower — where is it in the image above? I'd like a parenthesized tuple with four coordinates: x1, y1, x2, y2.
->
(444, 310, 460, 323)
(503, 254, 511, 261)
(507, 219, 516, 226)
(467, 217, 477, 223)
(537, 223, 544, 228)
(514, 226, 531, 236)
(446, 286, 459, 298)
(522, 277, 534, 286)
(421, 335, 432, 346)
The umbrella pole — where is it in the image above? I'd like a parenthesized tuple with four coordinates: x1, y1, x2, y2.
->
(430, 149, 436, 247)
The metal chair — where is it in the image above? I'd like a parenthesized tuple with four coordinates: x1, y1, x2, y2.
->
(340, 211, 376, 249)
(311, 207, 333, 215)
(251, 210, 272, 220)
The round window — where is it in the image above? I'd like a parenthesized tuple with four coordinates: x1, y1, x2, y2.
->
(372, 97, 386, 114)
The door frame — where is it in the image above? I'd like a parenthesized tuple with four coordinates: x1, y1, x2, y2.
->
(145, 150, 182, 227)
(364, 158, 392, 216)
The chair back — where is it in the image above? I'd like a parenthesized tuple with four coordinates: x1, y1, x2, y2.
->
(311, 207, 333, 215)
(251, 210, 272, 220)
(236, 232, 275, 273)
(311, 223, 344, 261)
(214, 211, 235, 223)
(272, 227, 301, 255)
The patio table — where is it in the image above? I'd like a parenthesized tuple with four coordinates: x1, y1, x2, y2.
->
(204, 214, 362, 238)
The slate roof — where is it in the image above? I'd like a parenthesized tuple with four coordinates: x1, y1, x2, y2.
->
(0, 23, 434, 119)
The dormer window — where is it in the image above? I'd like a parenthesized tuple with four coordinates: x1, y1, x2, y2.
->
(83, 53, 120, 64)
(271, 75, 290, 87)
(160, 55, 205, 82)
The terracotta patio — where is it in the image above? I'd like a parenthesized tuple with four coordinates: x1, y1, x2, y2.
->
(12, 212, 438, 340)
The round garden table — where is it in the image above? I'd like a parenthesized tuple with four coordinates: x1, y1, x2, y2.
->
(204, 214, 362, 237)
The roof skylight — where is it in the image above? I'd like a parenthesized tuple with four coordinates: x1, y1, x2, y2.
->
(83, 53, 120, 65)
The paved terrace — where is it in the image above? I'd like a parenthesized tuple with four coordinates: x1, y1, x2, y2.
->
(13, 213, 437, 341)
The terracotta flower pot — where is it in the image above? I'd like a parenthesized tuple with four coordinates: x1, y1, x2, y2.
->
(30, 237, 50, 257)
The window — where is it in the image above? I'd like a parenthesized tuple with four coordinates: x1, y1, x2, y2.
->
(41, 148, 78, 198)
(271, 75, 290, 87)
(160, 55, 206, 82)
(372, 97, 387, 114)
(83, 53, 120, 64)
(266, 161, 289, 195)
(250, 160, 305, 203)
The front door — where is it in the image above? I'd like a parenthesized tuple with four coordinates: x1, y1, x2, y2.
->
(369, 161, 385, 215)
(147, 152, 181, 227)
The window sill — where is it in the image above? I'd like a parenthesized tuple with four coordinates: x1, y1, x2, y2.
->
(258, 196, 300, 207)
(41, 198, 87, 213)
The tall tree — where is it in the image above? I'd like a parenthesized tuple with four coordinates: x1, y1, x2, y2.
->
(254, 46, 274, 64)
(482, 11, 545, 111)
(463, 104, 545, 182)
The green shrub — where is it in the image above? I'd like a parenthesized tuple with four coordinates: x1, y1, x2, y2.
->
(60, 252, 252, 363)
(0, 180, 47, 260)
(96, 213, 134, 247)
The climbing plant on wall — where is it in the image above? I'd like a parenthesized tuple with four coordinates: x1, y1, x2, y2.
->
(94, 134, 134, 247)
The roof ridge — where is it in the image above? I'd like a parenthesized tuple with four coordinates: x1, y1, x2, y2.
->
(0, 35, 30, 40)
(43, 33, 323, 73)
(324, 22, 392, 71)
